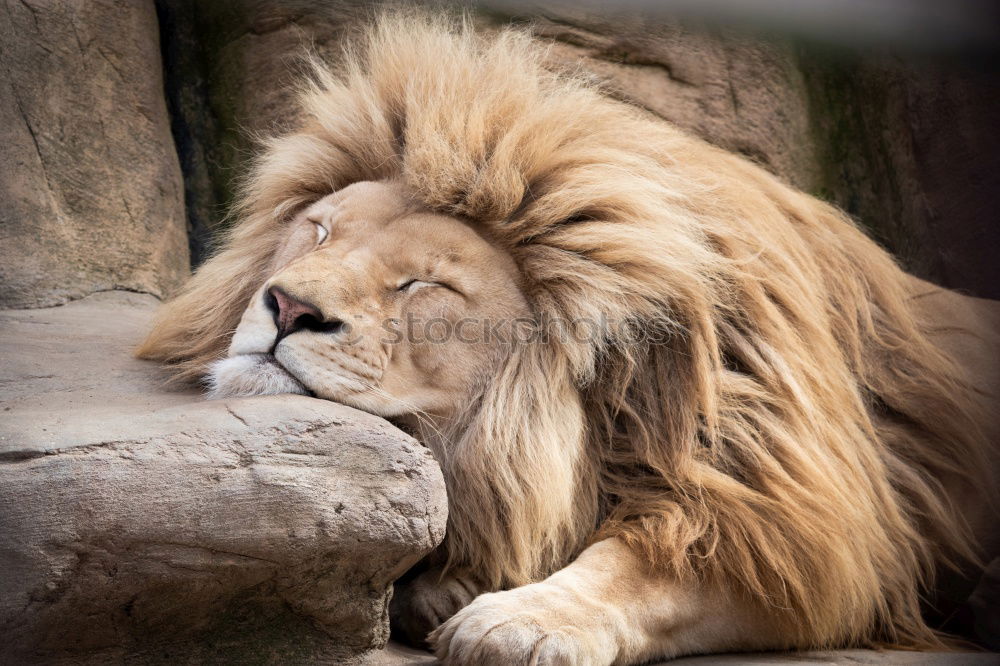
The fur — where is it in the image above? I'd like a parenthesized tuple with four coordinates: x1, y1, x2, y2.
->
(138, 12, 996, 650)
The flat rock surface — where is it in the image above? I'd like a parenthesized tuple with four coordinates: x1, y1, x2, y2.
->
(0, 291, 447, 663)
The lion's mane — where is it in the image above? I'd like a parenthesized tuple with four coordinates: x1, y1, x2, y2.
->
(139, 13, 991, 649)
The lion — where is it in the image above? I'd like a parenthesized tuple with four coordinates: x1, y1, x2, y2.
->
(137, 12, 1000, 664)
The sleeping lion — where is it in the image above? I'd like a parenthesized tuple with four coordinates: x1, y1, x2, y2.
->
(139, 13, 1000, 664)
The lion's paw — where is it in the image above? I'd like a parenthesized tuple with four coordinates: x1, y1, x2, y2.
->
(430, 584, 615, 666)
(390, 568, 481, 647)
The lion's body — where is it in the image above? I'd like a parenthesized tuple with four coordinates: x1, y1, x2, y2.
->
(138, 13, 999, 662)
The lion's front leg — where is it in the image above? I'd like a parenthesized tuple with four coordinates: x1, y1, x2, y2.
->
(430, 538, 785, 665)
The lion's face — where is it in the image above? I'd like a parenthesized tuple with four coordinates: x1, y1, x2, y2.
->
(210, 180, 529, 417)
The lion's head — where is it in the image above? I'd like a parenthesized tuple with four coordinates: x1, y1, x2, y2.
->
(138, 12, 992, 649)
(208, 179, 529, 419)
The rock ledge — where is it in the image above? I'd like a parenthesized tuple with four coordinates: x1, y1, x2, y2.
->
(0, 291, 447, 663)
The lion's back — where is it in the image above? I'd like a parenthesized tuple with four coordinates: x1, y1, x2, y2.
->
(905, 277, 1000, 542)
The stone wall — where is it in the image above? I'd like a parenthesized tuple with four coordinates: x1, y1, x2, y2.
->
(0, 0, 188, 309)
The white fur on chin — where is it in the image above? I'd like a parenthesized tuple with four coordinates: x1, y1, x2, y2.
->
(207, 354, 309, 399)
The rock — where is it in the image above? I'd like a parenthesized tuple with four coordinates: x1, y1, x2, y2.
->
(0, 0, 189, 309)
(799, 55, 1000, 299)
(0, 291, 447, 663)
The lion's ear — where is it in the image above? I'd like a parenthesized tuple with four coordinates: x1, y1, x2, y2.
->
(438, 342, 597, 589)
(135, 215, 281, 385)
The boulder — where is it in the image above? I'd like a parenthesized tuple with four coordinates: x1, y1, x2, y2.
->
(0, 291, 447, 663)
(0, 0, 189, 309)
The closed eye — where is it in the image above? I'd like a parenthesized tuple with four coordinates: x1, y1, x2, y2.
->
(398, 279, 432, 292)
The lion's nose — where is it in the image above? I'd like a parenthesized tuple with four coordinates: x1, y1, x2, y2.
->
(265, 286, 344, 339)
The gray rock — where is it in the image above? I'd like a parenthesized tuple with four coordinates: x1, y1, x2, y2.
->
(0, 291, 447, 663)
(0, 0, 189, 309)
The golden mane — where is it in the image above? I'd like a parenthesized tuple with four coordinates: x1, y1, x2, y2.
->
(138, 12, 992, 649)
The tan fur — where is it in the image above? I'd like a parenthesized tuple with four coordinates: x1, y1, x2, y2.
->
(137, 11, 999, 659)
